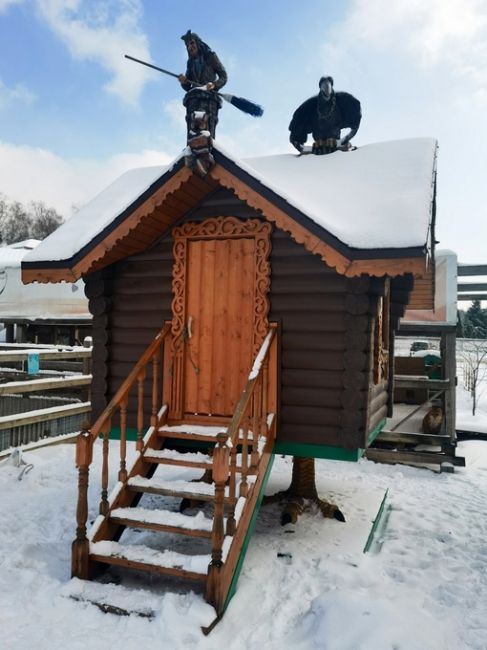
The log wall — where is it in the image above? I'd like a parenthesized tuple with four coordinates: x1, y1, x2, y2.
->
(86, 187, 394, 450)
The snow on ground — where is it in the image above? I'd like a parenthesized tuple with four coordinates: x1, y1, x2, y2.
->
(1, 428, 486, 649)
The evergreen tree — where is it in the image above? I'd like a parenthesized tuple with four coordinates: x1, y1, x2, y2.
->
(464, 299, 487, 338)
(456, 309, 465, 338)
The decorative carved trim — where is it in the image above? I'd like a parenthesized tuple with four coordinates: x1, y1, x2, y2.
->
(171, 216, 271, 356)
(210, 164, 427, 279)
(22, 166, 193, 285)
(210, 165, 349, 276)
(373, 279, 391, 384)
(23, 162, 429, 284)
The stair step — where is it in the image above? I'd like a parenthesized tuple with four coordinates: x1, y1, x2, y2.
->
(158, 424, 228, 443)
(143, 448, 250, 473)
(110, 506, 213, 538)
(63, 578, 160, 619)
(90, 540, 209, 581)
(144, 448, 213, 470)
(128, 475, 229, 501)
(158, 423, 255, 444)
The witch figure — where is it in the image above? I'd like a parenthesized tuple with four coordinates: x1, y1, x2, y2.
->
(178, 30, 227, 139)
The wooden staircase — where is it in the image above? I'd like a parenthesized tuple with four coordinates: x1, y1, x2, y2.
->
(71, 323, 278, 619)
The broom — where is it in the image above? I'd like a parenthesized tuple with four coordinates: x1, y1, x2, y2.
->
(125, 54, 264, 117)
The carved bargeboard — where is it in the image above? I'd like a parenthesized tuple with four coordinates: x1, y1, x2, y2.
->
(169, 217, 271, 419)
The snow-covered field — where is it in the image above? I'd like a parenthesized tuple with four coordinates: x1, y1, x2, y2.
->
(1, 381, 486, 649)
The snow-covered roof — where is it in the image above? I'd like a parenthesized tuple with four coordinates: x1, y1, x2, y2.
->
(0, 240, 41, 268)
(23, 138, 436, 267)
(23, 166, 176, 264)
(8, 239, 41, 250)
(243, 138, 437, 250)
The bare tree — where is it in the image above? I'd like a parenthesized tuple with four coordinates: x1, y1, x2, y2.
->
(461, 339, 487, 415)
(0, 197, 64, 244)
(0, 194, 7, 244)
(0, 201, 32, 244)
(29, 201, 63, 239)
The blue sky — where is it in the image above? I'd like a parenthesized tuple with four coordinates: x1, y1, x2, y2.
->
(0, 0, 486, 263)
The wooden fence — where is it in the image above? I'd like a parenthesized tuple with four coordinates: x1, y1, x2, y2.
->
(0, 346, 92, 451)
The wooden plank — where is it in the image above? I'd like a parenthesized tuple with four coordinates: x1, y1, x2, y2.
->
(0, 349, 91, 362)
(108, 516, 212, 539)
(377, 430, 451, 445)
(0, 402, 91, 431)
(0, 375, 92, 395)
(441, 331, 457, 442)
(89, 553, 207, 582)
(365, 447, 465, 467)
(128, 483, 215, 501)
(0, 431, 78, 458)
(394, 376, 450, 390)
(212, 238, 231, 416)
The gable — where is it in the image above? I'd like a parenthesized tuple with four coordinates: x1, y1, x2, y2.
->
(22, 139, 436, 284)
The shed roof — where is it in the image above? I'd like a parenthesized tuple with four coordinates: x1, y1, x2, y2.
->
(22, 138, 437, 283)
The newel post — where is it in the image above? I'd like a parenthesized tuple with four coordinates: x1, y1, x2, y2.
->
(206, 433, 230, 612)
(71, 428, 93, 579)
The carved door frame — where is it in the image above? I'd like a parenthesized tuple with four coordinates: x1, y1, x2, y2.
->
(168, 216, 272, 420)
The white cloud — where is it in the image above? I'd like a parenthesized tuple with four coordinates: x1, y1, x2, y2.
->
(330, 0, 487, 96)
(163, 99, 186, 133)
(0, 78, 36, 108)
(35, 0, 153, 106)
(0, 0, 23, 12)
(0, 141, 172, 217)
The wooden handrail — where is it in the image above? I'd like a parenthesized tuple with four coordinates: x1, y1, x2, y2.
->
(224, 324, 277, 447)
(207, 324, 278, 613)
(72, 322, 171, 580)
(87, 322, 171, 443)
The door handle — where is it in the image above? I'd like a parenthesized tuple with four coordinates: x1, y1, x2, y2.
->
(187, 316, 193, 339)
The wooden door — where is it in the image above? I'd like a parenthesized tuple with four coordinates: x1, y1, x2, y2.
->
(169, 217, 271, 420)
(184, 237, 254, 416)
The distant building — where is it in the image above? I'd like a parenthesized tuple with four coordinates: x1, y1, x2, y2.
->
(0, 239, 91, 345)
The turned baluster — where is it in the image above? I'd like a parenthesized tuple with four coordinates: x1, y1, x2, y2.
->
(136, 369, 145, 452)
(239, 418, 249, 498)
(119, 396, 128, 482)
(99, 419, 111, 516)
(151, 352, 159, 427)
(226, 442, 237, 536)
(206, 434, 230, 610)
(71, 427, 93, 579)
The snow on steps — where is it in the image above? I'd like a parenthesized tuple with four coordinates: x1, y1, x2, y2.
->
(62, 577, 161, 619)
(110, 506, 213, 537)
(157, 423, 255, 442)
(144, 447, 212, 469)
(143, 447, 264, 472)
(90, 540, 210, 580)
(127, 475, 229, 500)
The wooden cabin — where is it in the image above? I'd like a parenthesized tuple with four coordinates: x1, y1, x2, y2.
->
(22, 137, 437, 618)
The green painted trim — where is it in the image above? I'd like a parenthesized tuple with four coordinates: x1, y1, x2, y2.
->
(108, 427, 137, 441)
(366, 418, 387, 447)
(363, 488, 389, 554)
(274, 440, 363, 462)
(223, 453, 275, 612)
